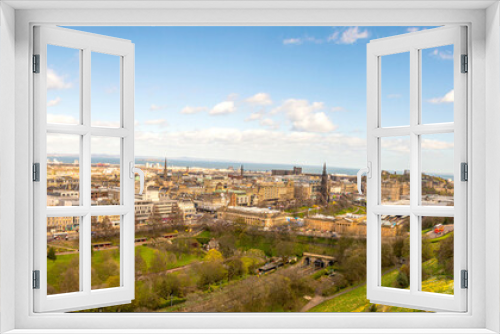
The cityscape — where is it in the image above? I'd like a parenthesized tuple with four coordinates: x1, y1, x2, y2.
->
(44, 25, 455, 313)
(46, 157, 455, 312)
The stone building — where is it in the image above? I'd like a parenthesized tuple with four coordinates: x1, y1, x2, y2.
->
(217, 206, 287, 228)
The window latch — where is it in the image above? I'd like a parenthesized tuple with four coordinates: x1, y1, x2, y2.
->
(357, 162, 371, 195)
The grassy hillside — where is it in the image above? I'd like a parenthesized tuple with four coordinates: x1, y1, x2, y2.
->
(309, 265, 453, 312)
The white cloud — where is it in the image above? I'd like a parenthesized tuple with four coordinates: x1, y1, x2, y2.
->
(245, 93, 273, 106)
(150, 104, 168, 111)
(181, 106, 208, 114)
(134, 127, 367, 167)
(421, 139, 454, 150)
(337, 27, 369, 44)
(327, 31, 340, 42)
(331, 106, 346, 112)
(144, 119, 168, 127)
(209, 101, 236, 115)
(283, 36, 323, 45)
(283, 38, 302, 45)
(47, 68, 73, 90)
(407, 27, 420, 33)
(381, 138, 411, 153)
(91, 120, 121, 128)
(259, 118, 279, 129)
(427, 90, 454, 104)
(272, 99, 337, 133)
(245, 112, 264, 122)
(47, 114, 78, 124)
(47, 97, 62, 107)
(381, 138, 453, 153)
(431, 48, 453, 60)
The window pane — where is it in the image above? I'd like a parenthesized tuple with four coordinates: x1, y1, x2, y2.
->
(421, 133, 454, 206)
(381, 136, 410, 205)
(380, 52, 410, 127)
(380, 215, 410, 289)
(91, 52, 121, 128)
(47, 216, 80, 295)
(46, 45, 80, 125)
(421, 45, 454, 124)
(91, 215, 121, 290)
(421, 216, 454, 295)
(47, 134, 80, 206)
(91, 136, 121, 206)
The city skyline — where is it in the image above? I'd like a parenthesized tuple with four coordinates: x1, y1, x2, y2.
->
(46, 26, 454, 174)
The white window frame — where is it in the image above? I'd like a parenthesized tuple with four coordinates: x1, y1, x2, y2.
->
(33, 25, 136, 312)
(0, 1, 499, 333)
(366, 26, 467, 312)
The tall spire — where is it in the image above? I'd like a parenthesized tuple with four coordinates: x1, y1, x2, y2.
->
(164, 157, 168, 179)
(321, 162, 329, 205)
(241, 165, 244, 177)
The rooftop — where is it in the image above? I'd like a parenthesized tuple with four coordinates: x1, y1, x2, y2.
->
(227, 206, 281, 214)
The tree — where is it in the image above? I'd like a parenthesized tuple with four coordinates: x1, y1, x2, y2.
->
(218, 234, 237, 258)
(135, 249, 148, 274)
(193, 261, 227, 289)
(156, 273, 181, 300)
(226, 257, 245, 281)
(246, 248, 266, 259)
(393, 264, 410, 289)
(150, 250, 168, 273)
(437, 233, 454, 277)
(204, 249, 223, 262)
(275, 241, 294, 263)
(47, 247, 57, 262)
(381, 242, 395, 269)
(422, 236, 434, 262)
(342, 248, 366, 284)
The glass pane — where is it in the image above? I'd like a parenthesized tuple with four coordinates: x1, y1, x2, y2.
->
(91, 136, 121, 206)
(380, 215, 410, 289)
(421, 133, 454, 206)
(381, 136, 410, 205)
(46, 44, 80, 125)
(91, 52, 121, 128)
(91, 215, 121, 290)
(421, 216, 454, 295)
(380, 52, 410, 127)
(421, 45, 454, 124)
(47, 134, 80, 206)
(47, 216, 80, 295)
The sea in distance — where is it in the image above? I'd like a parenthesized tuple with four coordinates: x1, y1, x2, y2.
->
(47, 155, 454, 180)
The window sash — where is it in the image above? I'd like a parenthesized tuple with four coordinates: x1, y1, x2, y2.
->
(33, 25, 136, 313)
(366, 26, 467, 312)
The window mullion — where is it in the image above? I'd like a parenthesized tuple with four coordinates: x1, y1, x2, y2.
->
(409, 47, 420, 295)
(82, 47, 92, 294)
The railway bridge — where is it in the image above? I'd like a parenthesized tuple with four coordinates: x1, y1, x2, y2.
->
(303, 252, 336, 269)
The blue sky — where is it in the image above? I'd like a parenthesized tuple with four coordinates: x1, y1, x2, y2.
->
(46, 26, 454, 174)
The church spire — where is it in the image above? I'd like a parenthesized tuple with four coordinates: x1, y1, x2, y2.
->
(321, 162, 329, 205)
(241, 165, 244, 177)
(164, 157, 168, 179)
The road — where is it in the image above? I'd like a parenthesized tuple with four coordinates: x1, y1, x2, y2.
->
(425, 224, 454, 239)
